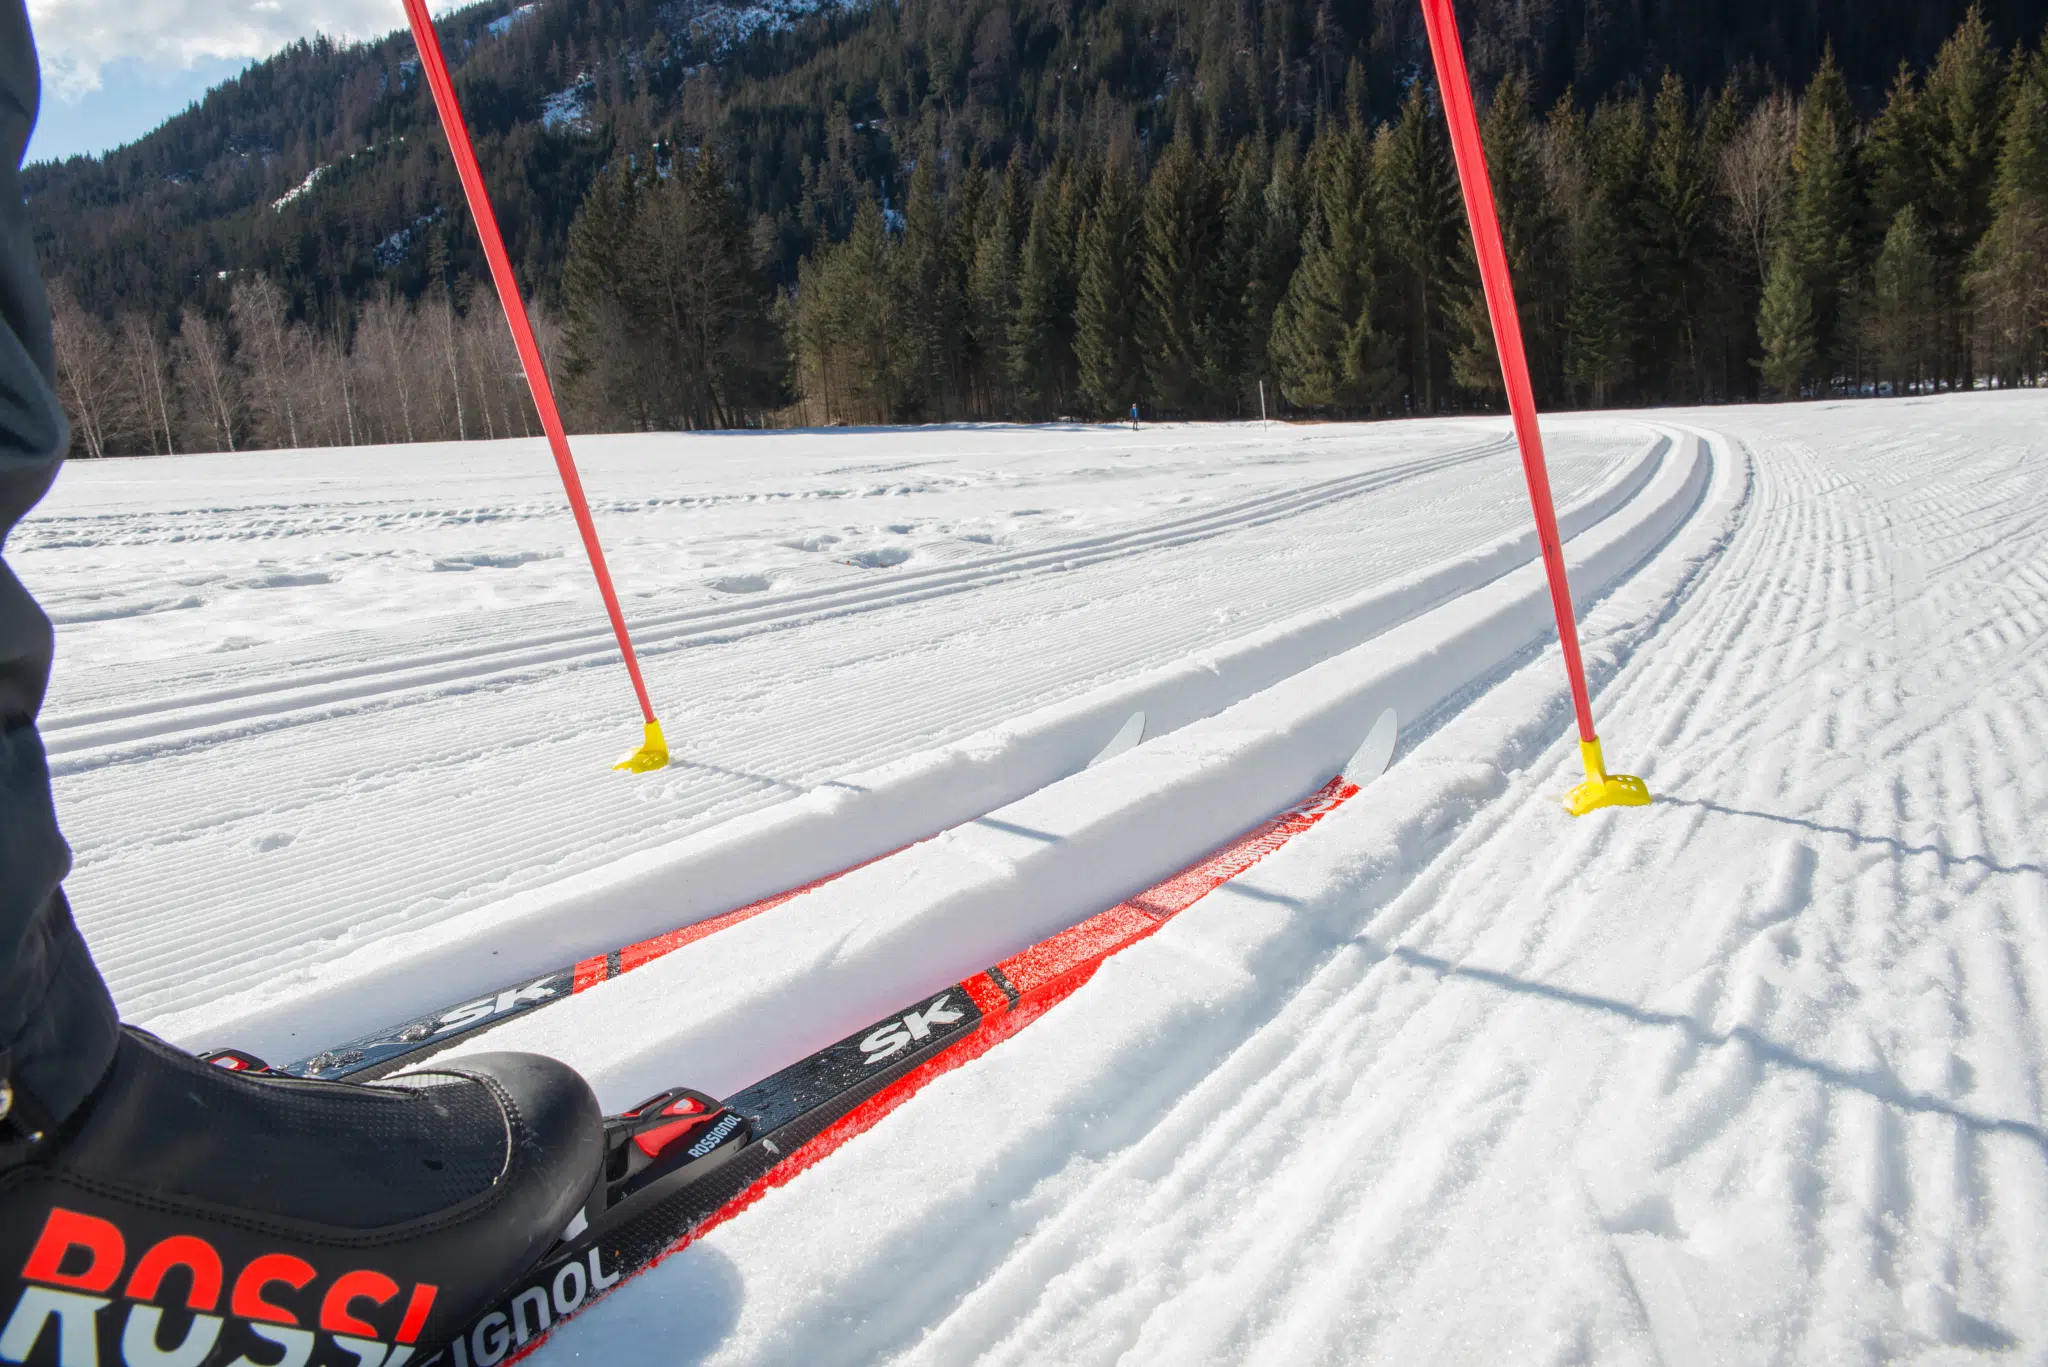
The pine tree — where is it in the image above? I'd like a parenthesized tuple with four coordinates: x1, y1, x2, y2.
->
(1866, 63, 1936, 238)
(794, 201, 915, 423)
(1552, 92, 1646, 405)
(1870, 206, 1940, 391)
(1211, 142, 1275, 416)
(561, 153, 778, 431)
(897, 161, 964, 420)
(1140, 140, 1227, 415)
(1696, 83, 1751, 399)
(1375, 85, 1466, 412)
(1270, 124, 1397, 411)
(1564, 195, 1634, 405)
(1009, 171, 1078, 417)
(1641, 71, 1712, 399)
(1785, 46, 1860, 391)
(1075, 159, 1146, 418)
(1969, 47, 2048, 382)
(1756, 240, 1817, 397)
(1924, 4, 2007, 381)
(787, 253, 838, 422)
(632, 150, 781, 429)
(1925, 5, 2006, 261)
(967, 193, 1019, 416)
(561, 164, 650, 427)
(1242, 140, 1306, 396)
(1450, 73, 1562, 401)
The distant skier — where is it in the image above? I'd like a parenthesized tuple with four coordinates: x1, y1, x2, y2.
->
(0, 4, 605, 1359)
(1130, 402, 1140, 430)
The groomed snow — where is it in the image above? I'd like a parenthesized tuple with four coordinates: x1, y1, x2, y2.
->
(537, 394, 2047, 1364)
(17, 418, 1643, 1041)
(17, 395, 2048, 1361)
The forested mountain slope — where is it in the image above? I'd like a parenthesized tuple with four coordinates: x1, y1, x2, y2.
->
(32, 0, 2038, 320)
(27, 0, 2048, 449)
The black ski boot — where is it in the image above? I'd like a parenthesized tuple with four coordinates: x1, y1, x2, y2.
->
(0, 1026, 603, 1366)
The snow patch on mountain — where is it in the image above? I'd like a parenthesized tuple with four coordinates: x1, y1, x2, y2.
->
(668, 0, 869, 53)
(542, 83, 595, 133)
(489, 3, 541, 38)
(271, 165, 325, 211)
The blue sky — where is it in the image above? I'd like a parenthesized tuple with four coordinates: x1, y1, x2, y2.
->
(27, 56, 250, 163)
(21, 0, 465, 165)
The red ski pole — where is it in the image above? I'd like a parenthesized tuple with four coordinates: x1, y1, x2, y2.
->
(1418, 0, 1646, 815)
(403, 0, 668, 773)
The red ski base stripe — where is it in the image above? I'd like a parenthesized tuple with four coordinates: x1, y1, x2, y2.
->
(570, 847, 908, 993)
(504, 774, 1361, 1362)
(285, 861, 920, 1080)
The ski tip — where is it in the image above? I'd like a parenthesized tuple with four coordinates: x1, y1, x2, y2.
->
(1086, 710, 1147, 769)
(1341, 708, 1399, 786)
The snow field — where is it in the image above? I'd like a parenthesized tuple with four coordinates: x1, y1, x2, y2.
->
(12, 418, 1646, 1043)
(543, 394, 2048, 1364)
(183, 424, 1675, 1062)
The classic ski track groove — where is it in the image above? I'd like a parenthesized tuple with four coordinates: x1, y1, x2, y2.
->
(285, 842, 913, 1080)
(41, 438, 1508, 761)
(50, 429, 1646, 1025)
(461, 764, 1386, 1367)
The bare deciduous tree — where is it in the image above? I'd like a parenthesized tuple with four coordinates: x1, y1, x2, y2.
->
(1719, 93, 1798, 285)
(230, 276, 306, 449)
(47, 283, 131, 458)
(119, 314, 176, 455)
(421, 293, 468, 442)
(173, 309, 241, 453)
(359, 291, 419, 444)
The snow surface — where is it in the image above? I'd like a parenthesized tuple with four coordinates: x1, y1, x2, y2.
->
(17, 395, 2048, 1361)
(677, 0, 863, 53)
(270, 164, 325, 210)
(541, 83, 594, 133)
(18, 418, 1641, 1044)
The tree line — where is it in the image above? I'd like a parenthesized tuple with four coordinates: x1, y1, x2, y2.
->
(677, 5, 2048, 425)
(40, 4, 2048, 450)
(46, 272, 555, 458)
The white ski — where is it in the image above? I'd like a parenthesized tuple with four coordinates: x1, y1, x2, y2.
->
(1086, 711, 1147, 768)
(1342, 708, 1399, 786)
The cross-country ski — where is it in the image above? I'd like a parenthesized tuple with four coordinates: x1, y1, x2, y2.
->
(428, 715, 1394, 1366)
(210, 712, 1149, 1082)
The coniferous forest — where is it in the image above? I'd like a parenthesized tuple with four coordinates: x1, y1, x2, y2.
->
(26, 0, 2048, 451)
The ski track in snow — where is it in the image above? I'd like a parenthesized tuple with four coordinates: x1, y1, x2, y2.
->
(532, 393, 2048, 1364)
(18, 420, 1638, 1027)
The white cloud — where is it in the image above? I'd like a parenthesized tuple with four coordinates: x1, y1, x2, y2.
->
(25, 0, 467, 100)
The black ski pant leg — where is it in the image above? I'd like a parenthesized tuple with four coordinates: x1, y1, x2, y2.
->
(0, 0, 119, 1130)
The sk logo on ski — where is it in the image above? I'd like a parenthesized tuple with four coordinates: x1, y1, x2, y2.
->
(3, 1207, 437, 1367)
(432, 978, 563, 1037)
(858, 994, 967, 1064)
